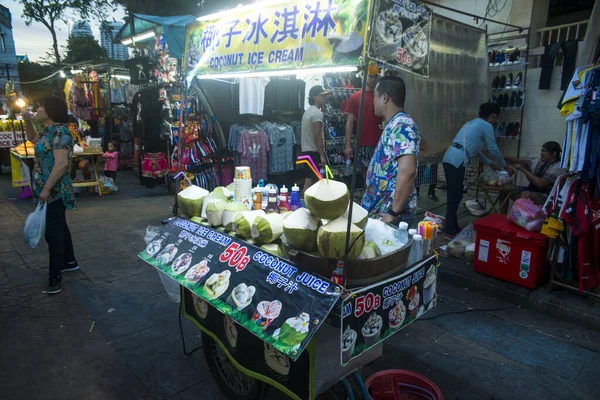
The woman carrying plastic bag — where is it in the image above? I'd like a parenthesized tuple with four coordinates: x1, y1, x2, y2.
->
(22, 96, 79, 295)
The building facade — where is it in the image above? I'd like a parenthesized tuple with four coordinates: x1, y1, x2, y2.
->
(101, 22, 129, 61)
(71, 20, 93, 38)
(0, 5, 20, 115)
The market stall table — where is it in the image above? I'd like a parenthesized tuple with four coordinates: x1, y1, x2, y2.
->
(10, 148, 106, 196)
(481, 182, 515, 214)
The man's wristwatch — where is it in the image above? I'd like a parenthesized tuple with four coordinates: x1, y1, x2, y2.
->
(388, 209, 401, 217)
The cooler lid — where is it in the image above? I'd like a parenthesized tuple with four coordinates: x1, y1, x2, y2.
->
(474, 214, 548, 243)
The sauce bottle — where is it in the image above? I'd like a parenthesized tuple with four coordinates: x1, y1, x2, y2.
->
(253, 186, 262, 211)
(279, 185, 290, 213)
(264, 188, 279, 214)
(289, 184, 302, 211)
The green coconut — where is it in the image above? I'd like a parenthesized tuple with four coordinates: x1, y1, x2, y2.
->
(191, 216, 205, 224)
(282, 211, 293, 220)
(261, 243, 284, 257)
(358, 241, 381, 260)
(344, 202, 369, 230)
(304, 179, 350, 219)
(234, 210, 266, 239)
(177, 185, 209, 218)
(317, 216, 365, 260)
(226, 183, 234, 192)
(283, 208, 321, 252)
(252, 214, 284, 244)
(223, 202, 248, 231)
(200, 187, 232, 219)
(206, 200, 228, 227)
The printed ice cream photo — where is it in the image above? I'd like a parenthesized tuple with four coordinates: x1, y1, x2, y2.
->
(423, 265, 437, 305)
(272, 312, 310, 351)
(172, 253, 193, 275)
(192, 294, 208, 319)
(264, 343, 291, 376)
(252, 300, 282, 331)
(342, 326, 357, 363)
(185, 260, 210, 283)
(388, 301, 407, 330)
(145, 236, 166, 257)
(155, 244, 178, 265)
(204, 270, 231, 299)
(224, 316, 238, 348)
(407, 286, 420, 317)
(376, 10, 403, 44)
(362, 313, 383, 346)
(226, 283, 256, 310)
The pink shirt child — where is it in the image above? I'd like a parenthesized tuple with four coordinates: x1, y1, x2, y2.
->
(103, 151, 119, 172)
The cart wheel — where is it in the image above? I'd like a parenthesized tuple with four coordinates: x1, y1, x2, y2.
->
(202, 333, 270, 400)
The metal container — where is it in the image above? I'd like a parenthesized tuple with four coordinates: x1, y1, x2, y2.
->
(281, 237, 412, 288)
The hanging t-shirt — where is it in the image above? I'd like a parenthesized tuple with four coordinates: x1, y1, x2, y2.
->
(239, 77, 270, 115)
(345, 90, 383, 147)
(237, 129, 270, 183)
(263, 78, 305, 113)
(260, 121, 296, 174)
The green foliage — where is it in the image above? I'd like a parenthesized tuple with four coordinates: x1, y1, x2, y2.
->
(18, 0, 117, 64)
(64, 35, 108, 63)
(17, 62, 59, 104)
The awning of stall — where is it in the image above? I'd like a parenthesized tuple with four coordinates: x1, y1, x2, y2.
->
(113, 14, 196, 60)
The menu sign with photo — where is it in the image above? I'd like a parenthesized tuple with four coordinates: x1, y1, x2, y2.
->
(340, 255, 438, 365)
(367, 0, 432, 77)
(138, 218, 342, 360)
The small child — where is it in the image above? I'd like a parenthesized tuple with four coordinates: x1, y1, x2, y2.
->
(103, 141, 119, 182)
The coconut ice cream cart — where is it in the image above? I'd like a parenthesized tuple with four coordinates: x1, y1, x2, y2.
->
(138, 0, 438, 398)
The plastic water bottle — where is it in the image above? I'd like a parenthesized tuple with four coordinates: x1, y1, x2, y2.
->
(396, 222, 409, 246)
(408, 229, 417, 240)
(407, 234, 424, 266)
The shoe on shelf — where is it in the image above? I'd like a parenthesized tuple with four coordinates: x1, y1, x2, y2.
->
(506, 73, 513, 88)
(513, 72, 522, 88)
(514, 122, 521, 137)
(516, 91, 524, 108)
(502, 93, 510, 108)
(497, 122, 507, 136)
(509, 48, 521, 63)
(46, 279, 62, 295)
(509, 92, 517, 108)
(492, 76, 500, 90)
(505, 123, 514, 137)
(499, 75, 506, 89)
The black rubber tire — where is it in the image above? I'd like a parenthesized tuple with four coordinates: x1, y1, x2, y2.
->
(202, 333, 270, 400)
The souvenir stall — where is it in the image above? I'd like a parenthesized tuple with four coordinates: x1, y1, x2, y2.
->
(113, 14, 197, 191)
(138, 1, 447, 399)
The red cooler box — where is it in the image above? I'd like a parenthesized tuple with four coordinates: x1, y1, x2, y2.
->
(473, 214, 549, 289)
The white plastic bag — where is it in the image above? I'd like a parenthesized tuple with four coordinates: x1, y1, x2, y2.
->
(447, 223, 476, 262)
(73, 144, 84, 154)
(24, 202, 47, 248)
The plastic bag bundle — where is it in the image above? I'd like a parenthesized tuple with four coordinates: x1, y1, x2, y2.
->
(447, 223, 476, 262)
(24, 203, 46, 248)
(508, 198, 545, 232)
(96, 176, 117, 195)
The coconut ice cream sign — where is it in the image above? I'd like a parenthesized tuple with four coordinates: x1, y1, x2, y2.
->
(367, 0, 432, 77)
(139, 218, 342, 360)
(340, 254, 438, 365)
(184, 0, 370, 76)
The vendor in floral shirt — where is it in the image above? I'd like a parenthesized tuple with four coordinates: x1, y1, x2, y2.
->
(362, 76, 421, 225)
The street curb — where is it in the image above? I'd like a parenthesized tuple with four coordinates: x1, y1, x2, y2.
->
(438, 256, 600, 332)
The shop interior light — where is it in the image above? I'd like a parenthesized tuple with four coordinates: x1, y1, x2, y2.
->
(113, 74, 131, 80)
(70, 69, 83, 74)
(15, 98, 26, 108)
(59, 71, 66, 78)
(195, 66, 358, 80)
(121, 31, 156, 45)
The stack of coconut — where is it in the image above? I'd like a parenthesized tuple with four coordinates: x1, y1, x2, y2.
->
(176, 179, 381, 260)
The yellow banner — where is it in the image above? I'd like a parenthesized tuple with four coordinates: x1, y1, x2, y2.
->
(185, 0, 371, 76)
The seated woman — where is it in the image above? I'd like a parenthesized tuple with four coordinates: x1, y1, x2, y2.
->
(504, 141, 565, 208)
(67, 117, 91, 181)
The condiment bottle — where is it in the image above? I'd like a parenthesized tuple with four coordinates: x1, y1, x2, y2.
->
(264, 188, 279, 214)
(407, 234, 424, 266)
(253, 186, 262, 211)
(289, 184, 302, 211)
(279, 185, 290, 213)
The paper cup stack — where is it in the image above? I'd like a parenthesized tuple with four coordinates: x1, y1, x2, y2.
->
(234, 166, 253, 209)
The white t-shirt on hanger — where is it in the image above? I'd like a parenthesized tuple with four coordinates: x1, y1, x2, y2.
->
(239, 77, 270, 115)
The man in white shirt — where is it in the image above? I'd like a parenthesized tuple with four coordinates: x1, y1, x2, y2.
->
(301, 85, 330, 195)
